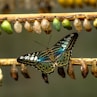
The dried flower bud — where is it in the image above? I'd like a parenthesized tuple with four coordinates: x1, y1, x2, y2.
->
(41, 18, 52, 34)
(62, 19, 72, 30)
(24, 21, 33, 32)
(67, 62, 75, 79)
(33, 20, 42, 34)
(91, 60, 97, 78)
(83, 18, 92, 32)
(21, 64, 30, 78)
(93, 18, 97, 28)
(57, 67, 65, 78)
(42, 73, 49, 84)
(74, 18, 82, 32)
(14, 20, 22, 33)
(0, 68, 3, 86)
(1, 20, 13, 34)
(10, 64, 18, 81)
(53, 18, 61, 32)
(80, 60, 89, 78)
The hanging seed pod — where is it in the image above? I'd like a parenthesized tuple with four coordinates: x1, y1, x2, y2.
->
(62, 19, 72, 30)
(41, 18, 52, 34)
(74, 18, 82, 32)
(24, 21, 33, 32)
(57, 67, 65, 78)
(53, 18, 61, 32)
(80, 59, 89, 78)
(67, 62, 75, 79)
(93, 18, 97, 28)
(10, 64, 18, 81)
(75, 0, 83, 8)
(21, 64, 30, 78)
(83, 18, 92, 32)
(33, 20, 42, 34)
(91, 60, 97, 78)
(41, 73, 49, 84)
(0, 68, 3, 86)
(1, 20, 13, 34)
(14, 20, 22, 33)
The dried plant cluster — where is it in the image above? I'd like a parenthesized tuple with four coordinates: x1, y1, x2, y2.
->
(58, 0, 97, 8)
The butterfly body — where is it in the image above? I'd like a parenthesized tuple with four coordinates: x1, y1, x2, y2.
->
(17, 33, 78, 74)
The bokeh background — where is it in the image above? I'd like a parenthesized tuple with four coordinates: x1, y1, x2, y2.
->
(0, 0, 97, 97)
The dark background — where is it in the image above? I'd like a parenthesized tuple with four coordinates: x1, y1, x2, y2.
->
(0, 0, 97, 97)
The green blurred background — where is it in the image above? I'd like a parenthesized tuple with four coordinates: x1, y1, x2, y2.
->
(0, 0, 97, 97)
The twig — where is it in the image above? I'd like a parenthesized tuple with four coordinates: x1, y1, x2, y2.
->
(0, 12, 97, 23)
(0, 58, 96, 66)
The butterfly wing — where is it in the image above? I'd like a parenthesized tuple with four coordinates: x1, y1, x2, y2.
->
(17, 33, 78, 74)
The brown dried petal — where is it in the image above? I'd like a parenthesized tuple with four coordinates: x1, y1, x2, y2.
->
(21, 64, 30, 78)
(91, 60, 97, 78)
(10, 65, 18, 81)
(57, 67, 65, 78)
(80, 60, 89, 78)
(67, 62, 75, 79)
(42, 73, 49, 84)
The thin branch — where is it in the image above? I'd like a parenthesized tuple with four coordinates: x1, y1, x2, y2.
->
(0, 12, 97, 23)
(0, 58, 96, 66)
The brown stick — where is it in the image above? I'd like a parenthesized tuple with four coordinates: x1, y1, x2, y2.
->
(0, 58, 96, 66)
(0, 12, 97, 23)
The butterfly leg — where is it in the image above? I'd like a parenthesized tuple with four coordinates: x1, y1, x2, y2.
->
(57, 66, 65, 78)
(41, 72, 49, 84)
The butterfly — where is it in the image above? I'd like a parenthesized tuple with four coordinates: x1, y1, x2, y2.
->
(17, 32, 78, 83)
